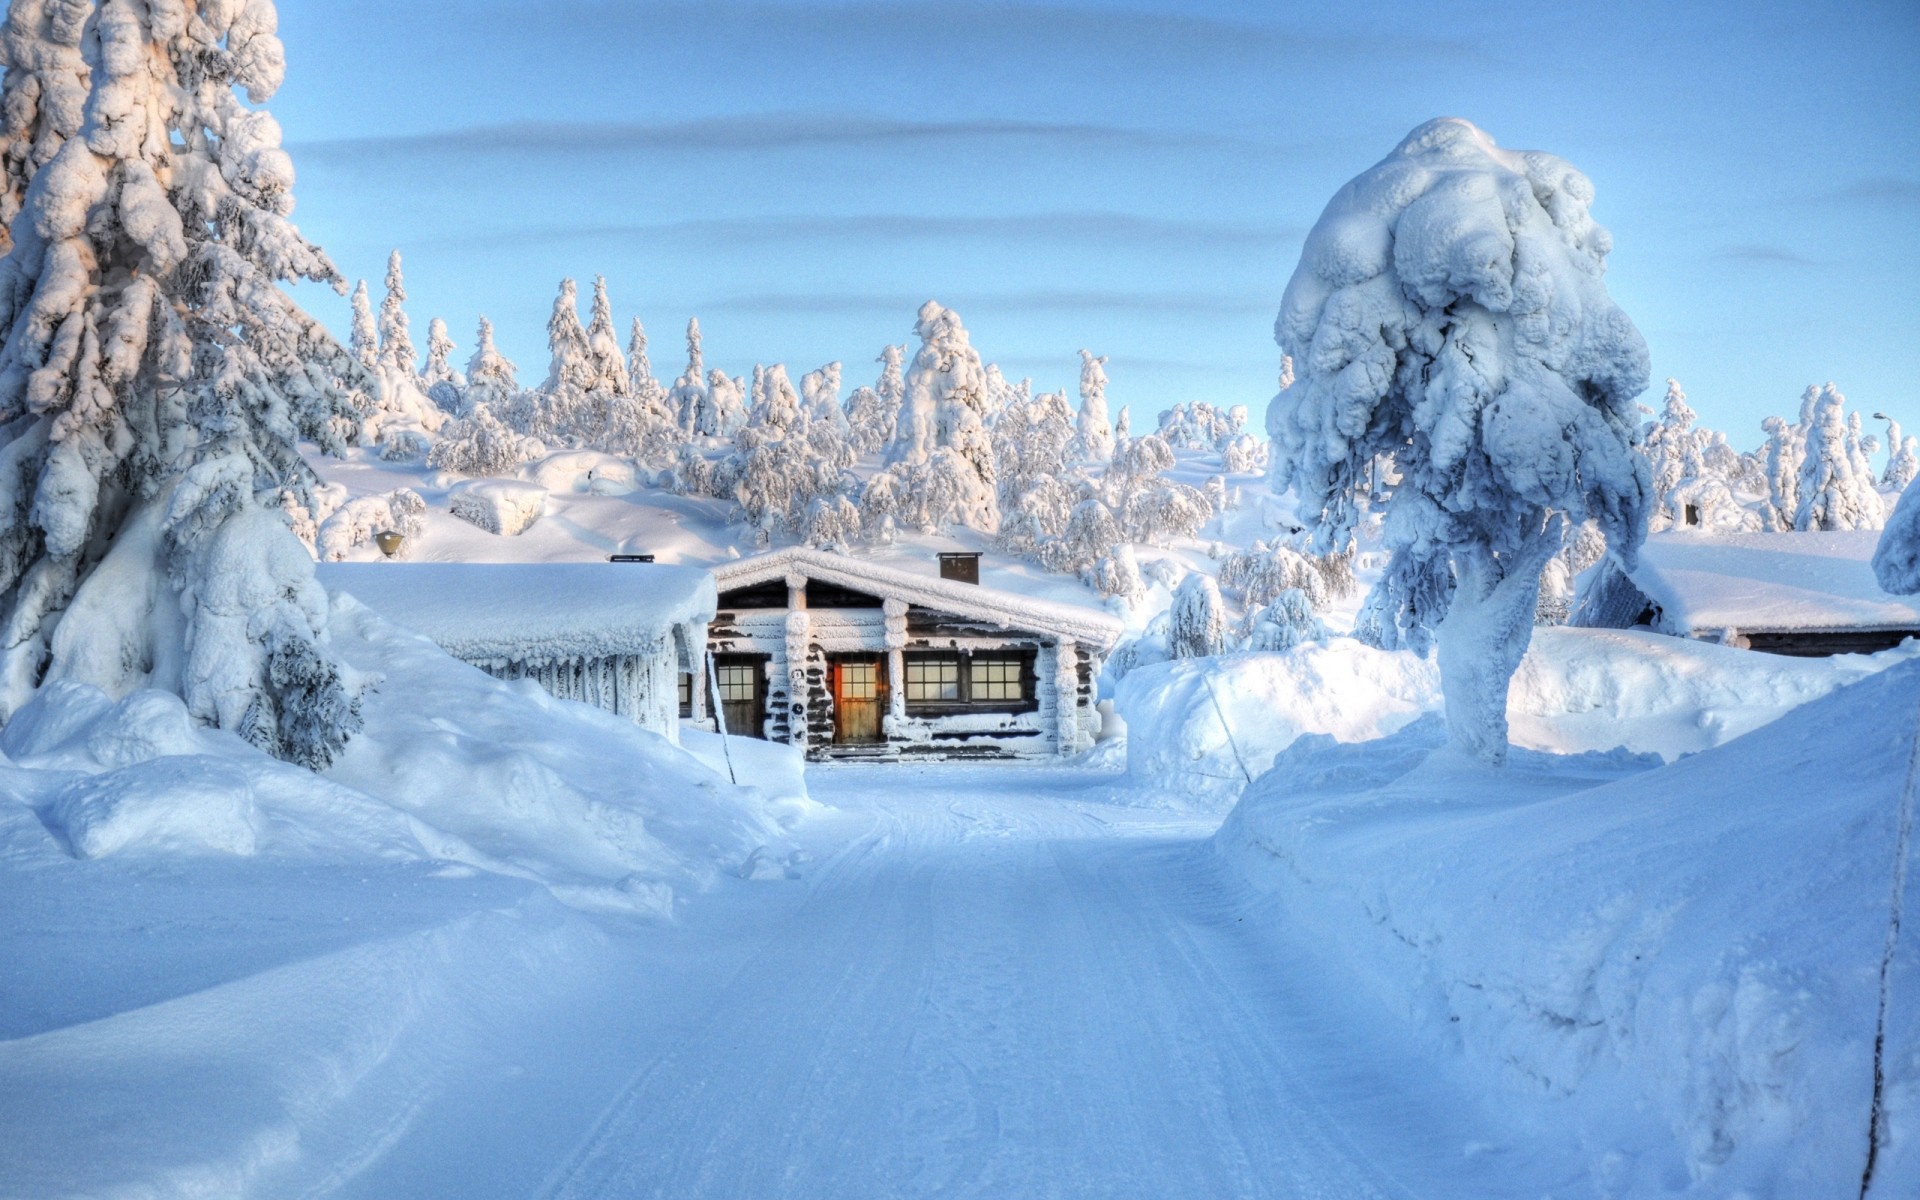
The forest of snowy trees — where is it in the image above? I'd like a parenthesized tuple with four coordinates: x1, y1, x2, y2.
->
(308, 239, 1918, 685)
(310, 262, 1269, 601)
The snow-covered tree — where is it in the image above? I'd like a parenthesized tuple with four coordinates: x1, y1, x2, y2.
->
(1268, 118, 1650, 763)
(1073, 348, 1113, 464)
(626, 318, 667, 409)
(1761, 414, 1800, 531)
(1794, 383, 1883, 531)
(1642, 378, 1696, 531)
(1167, 573, 1227, 659)
(427, 403, 544, 477)
(800, 494, 862, 550)
(697, 367, 745, 438)
(422, 317, 457, 388)
(1873, 481, 1920, 594)
(845, 343, 903, 453)
(890, 301, 997, 531)
(543, 278, 593, 395)
(0, 1, 88, 256)
(1886, 436, 1919, 494)
(0, 0, 368, 766)
(1243, 588, 1324, 652)
(583, 275, 627, 396)
(1113, 405, 1131, 445)
(463, 316, 518, 412)
(348, 278, 377, 371)
(668, 317, 707, 434)
(1040, 497, 1123, 578)
(801, 361, 845, 433)
(376, 249, 415, 379)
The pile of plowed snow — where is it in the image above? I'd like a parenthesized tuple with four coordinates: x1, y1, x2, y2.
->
(1212, 659, 1920, 1196)
(1117, 627, 1919, 805)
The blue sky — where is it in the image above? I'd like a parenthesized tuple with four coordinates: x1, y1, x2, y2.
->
(272, 0, 1919, 444)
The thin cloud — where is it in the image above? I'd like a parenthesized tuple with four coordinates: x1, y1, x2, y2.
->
(1714, 244, 1816, 266)
(401, 212, 1303, 253)
(697, 290, 1271, 318)
(295, 114, 1254, 160)
(1824, 177, 1920, 205)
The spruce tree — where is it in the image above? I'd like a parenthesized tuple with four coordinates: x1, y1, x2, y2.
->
(0, 0, 366, 766)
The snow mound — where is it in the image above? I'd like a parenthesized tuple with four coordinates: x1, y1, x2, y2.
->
(525, 450, 642, 495)
(49, 757, 261, 858)
(1120, 627, 1919, 805)
(449, 479, 548, 536)
(1215, 661, 1920, 1196)
(0, 602, 792, 915)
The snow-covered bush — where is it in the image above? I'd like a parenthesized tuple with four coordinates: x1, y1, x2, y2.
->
(0, 0, 367, 767)
(1267, 118, 1651, 763)
(317, 489, 426, 561)
(428, 404, 546, 477)
(1167, 574, 1227, 659)
(1089, 545, 1144, 603)
(1243, 588, 1326, 651)
(1218, 542, 1330, 611)
(377, 429, 430, 463)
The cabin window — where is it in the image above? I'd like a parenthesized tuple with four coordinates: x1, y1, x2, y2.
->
(904, 654, 962, 702)
(969, 655, 1025, 702)
(715, 662, 759, 703)
(903, 649, 1037, 714)
(678, 672, 693, 717)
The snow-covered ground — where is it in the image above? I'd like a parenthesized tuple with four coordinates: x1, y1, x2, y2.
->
(0, 762, 1631, 1198)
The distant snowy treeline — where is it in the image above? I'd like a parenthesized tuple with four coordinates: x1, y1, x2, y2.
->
(328, 257, 1269, 598)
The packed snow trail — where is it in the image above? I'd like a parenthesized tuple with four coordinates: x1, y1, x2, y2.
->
(465, 765, 1560, 1200)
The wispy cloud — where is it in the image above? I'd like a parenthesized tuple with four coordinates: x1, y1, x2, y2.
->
(296, 114, 1255, 160)
(401, 212, 1302, 253)
(1714, 244, 1816, 266)
(695, 289, 1271, 318)
(1824, 177, 1920, 205)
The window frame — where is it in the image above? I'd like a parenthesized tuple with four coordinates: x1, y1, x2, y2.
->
(901, 648, 1038, 716)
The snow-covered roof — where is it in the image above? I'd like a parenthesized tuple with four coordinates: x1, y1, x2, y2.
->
(712, 547, 1124, 651)
(319, 563, 717, 664)
(1619, 530, 1920, 635)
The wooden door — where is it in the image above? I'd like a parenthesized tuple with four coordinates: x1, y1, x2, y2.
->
(712, 655, 766, 740)
(832, 657, 885, 745)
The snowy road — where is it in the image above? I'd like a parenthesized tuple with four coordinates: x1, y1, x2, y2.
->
(336, 763, 1554, 1200)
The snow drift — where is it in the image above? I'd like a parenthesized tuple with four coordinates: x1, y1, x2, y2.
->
(1119, 627, 1919, 806)
(1, 596, 792, 916)
(1215, 661, 1920, 1196)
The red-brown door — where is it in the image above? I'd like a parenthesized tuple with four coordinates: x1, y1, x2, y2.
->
(832, 657, 885, 744)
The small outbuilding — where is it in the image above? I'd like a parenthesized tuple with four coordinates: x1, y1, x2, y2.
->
(1574, 529, 1920, 656)
(695, 548, 1123, 761)
(320, 562, 713, 741)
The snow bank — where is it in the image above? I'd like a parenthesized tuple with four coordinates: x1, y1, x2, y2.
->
(1214, 662, 1920, 1196)
(0, 598, 791, 915)
(1119, 627, 1919, 805)
(449, 478, 548, 536)
(525, 450, 642, 495)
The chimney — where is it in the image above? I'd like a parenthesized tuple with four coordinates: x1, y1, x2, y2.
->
(938, 552, 980, 584)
